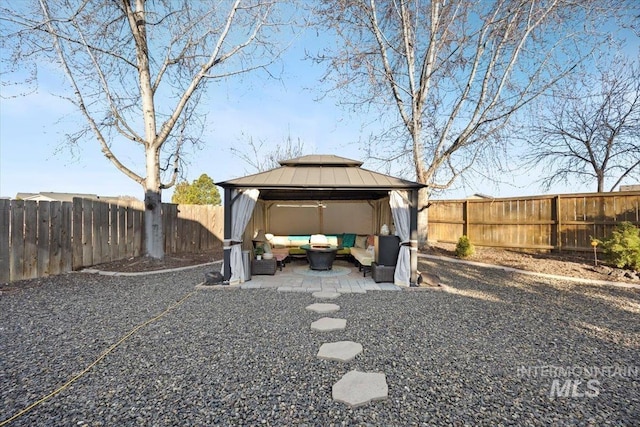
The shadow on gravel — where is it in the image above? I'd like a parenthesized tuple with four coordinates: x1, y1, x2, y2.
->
(422, 258, 640, 349)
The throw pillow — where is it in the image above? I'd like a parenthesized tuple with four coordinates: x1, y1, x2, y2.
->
(355, 235, 368, 248)
(367, 235, 375, 247)
(342, 233, 356, 248)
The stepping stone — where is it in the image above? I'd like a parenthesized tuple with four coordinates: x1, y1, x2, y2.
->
(311, 317, 346, 332)
(312, 291, 340, 299)
(332, 370, 388, 407)
(317, 341, 363, 362)
(306, 303, 340, 314)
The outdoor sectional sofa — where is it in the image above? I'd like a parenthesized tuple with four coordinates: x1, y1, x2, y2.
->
(268, 233, 375, 276)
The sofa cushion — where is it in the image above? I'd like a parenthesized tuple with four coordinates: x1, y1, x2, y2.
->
(289, 236, 311, 246)
(270, 236, 290, 248)
(351, 247, 373, 266)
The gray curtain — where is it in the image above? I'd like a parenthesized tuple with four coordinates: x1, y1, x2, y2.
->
(390, 190, 410, 286)
(230, 189, 259, 284)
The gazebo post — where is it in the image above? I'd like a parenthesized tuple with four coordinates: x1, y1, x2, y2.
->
(410, 189, 419, 285)
(223, 187, 232, 281)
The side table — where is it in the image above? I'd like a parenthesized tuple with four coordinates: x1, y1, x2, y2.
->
(371, 262, 395, 283)
(252, 258, 277, 275)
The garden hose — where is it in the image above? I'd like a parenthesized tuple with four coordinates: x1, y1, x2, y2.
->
(0, 290, 197, 426)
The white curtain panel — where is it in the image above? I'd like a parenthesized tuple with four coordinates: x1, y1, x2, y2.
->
(230, 188, 259, 284)
(390, 190, 411, 286)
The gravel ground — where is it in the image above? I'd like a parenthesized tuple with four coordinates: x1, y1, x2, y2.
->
(1, 260, 639, 426)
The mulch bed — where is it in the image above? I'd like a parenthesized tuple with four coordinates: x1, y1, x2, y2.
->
(423, 242, 639, 284)
(89, 248, 223, 273)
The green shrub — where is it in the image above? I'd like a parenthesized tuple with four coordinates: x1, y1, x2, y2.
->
(601, 222, 640, 271)
(455, 235, 475, 258)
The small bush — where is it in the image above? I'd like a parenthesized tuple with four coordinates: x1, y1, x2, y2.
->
(455, 235, 475, 258)
(601, 222, 640, 271)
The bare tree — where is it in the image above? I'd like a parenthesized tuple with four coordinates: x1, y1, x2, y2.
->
(1, 0, 291, 258)
(231, 132, 308, 172)
(523, 56, 640, 192)
(313, 0, 627, 246)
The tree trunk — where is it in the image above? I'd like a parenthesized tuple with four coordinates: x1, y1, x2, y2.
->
(144, 189, 163, 259)
(417, 187, 430, 250)
(597, 171, 604, 193)
(144, 148, 164, 259)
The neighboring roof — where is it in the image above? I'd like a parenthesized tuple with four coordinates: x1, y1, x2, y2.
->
(468, 193, 494, 199)
(217, 154, 426, 201)
(16, 192, 99, 202)
(14, 192, 139, 203)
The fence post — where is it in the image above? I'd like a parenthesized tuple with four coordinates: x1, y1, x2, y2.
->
(553, 195, 561, 252)
(463, 200, 469, 238)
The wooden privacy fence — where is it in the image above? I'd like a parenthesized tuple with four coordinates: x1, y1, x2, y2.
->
(428, 191, 640, 251)
(1, 198, 224, 283)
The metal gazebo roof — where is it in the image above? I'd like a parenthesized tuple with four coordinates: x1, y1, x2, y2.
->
(216, 154, 426, 200)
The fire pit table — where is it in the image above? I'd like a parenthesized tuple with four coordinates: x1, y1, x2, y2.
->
(300, 244, 339, 270)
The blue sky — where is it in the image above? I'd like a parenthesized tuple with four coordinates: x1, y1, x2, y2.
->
(0, 29, 375, 201)
(1, 7, 637, 202)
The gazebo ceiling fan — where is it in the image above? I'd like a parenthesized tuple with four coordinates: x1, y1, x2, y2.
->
(276, 201, 327, 208)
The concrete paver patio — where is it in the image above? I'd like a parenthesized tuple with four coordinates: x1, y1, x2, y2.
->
(240, 259, 401, 292)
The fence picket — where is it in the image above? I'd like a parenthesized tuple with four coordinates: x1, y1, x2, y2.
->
(82, 198, 93, 267)
(61, 202, 72, 273)
(118, 204, 126, 257)
(110, 203, 119, 260)
(37, 201, 51, 277)
(133, 207, 142, 257)
(49, 201, 63, 276)
(0, 199, 9, 283)
(72, 198, 83, 270)
(9, 200, 25, 282)
(24, 201, 38, 279)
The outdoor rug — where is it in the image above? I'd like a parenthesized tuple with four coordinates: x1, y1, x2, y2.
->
(293, 265, 352, 277)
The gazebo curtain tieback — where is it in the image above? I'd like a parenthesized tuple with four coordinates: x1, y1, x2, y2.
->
(400, 240, 418, 251)
(223, 239, 243, 250)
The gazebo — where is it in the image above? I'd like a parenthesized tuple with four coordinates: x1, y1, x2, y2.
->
(216, 155, 427, 286)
